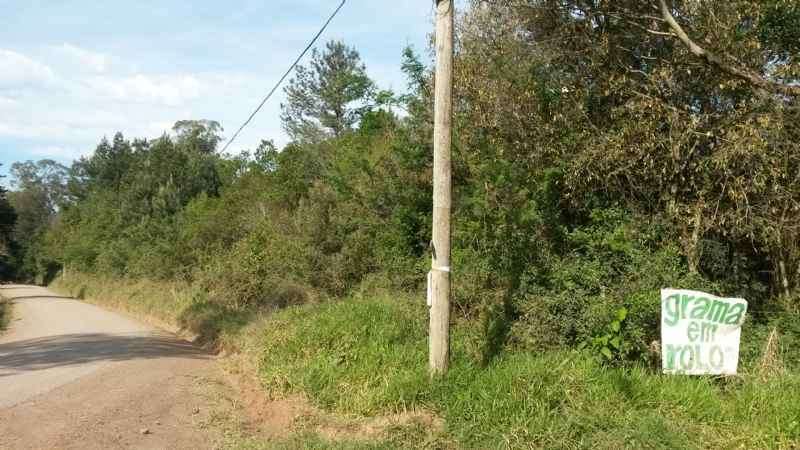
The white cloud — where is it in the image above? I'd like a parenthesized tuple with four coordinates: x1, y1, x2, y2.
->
(0, 111, 178, 144)
(0, 49, 57, 88)
(0, 122, 81, 141)
(0, 96, 17, 108)
(147, 121, 176, 136)
(56, 43, 109, 73)
(29, 145, 87, 160)
(89, 74, 204, 106)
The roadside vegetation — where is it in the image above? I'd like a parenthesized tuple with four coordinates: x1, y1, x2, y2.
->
(7, 0, 800, 448)
(0, 176, 15, 333)
(53, 275, 800, 449)
(0, 296, 8, 333)
(255, 297, 800, 449)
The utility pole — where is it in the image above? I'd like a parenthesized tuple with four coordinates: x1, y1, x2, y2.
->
(429, 0, 453, 376)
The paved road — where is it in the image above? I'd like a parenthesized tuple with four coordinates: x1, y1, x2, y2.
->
(0, 284, 222, 449)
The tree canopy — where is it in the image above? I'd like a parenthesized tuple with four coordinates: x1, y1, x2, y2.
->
(0, 168, 17, 279)
(281, 40, 375, 142)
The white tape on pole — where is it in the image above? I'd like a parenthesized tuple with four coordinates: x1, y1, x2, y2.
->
(426, 271, 433, 307)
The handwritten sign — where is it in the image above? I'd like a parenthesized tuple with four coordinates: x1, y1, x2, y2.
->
(661, 289, 747, 375)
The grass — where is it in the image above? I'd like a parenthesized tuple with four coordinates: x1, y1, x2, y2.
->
(49, 274, 800, 449)
(50, 273, 253, 350)
(0, 295, 9, 333)
(230, 432, 433, 450)
(257, 294, 800, 449)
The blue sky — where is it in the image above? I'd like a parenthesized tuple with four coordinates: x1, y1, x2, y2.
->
(0, 0, 438, 185)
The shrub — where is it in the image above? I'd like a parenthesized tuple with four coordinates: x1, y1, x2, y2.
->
(511, 208, 720, 363)
(198, 215, 313, 310)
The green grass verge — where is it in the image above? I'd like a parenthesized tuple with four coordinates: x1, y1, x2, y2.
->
(231, 432, 431, 450)
(0, 296, 9, 333)
(258, 294, 800, 449)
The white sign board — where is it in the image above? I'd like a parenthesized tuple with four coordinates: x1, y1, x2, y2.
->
(661, 289, 747, 375)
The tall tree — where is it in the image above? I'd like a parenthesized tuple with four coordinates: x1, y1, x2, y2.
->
(173, 120, 223, 155)
(0, 167, 18, 279)
(463, 0, 800, 296)
(281, 40, 375, 142)
(10, 159, 70, 213)
(7, 160, 69, 278)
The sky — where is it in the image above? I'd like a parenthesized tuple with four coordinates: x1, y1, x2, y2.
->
(0, 0, 437, 186)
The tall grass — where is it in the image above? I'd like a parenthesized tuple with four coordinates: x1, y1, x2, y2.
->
(0, 296, 9, 332)
(258, 295, 800, 449)
(50, 273, 253, 349)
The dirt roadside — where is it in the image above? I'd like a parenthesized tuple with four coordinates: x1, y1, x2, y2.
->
(0, 284, 230, 449)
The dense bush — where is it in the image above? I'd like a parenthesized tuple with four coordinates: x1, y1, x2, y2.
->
(511, 208, 721, 362)
(198, 214, 312, 309)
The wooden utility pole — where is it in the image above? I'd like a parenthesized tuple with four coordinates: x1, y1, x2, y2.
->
(429, 0, 453, 376)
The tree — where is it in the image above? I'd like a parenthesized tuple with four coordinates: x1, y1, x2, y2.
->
(0, 192, 14, 243)
(281, 40, 375, 142)
(465, 0, 800, 297)
(6, 160, 69, 279)
(10, 159, 70, 213)
(253, 139, 279, 172)
(0, 167, 18, 279)
(173, 120, 223, 154)
(657, 0, 800, 97)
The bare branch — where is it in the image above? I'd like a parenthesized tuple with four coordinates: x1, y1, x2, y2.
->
(646, 29, 675, 37)
(658, 0, 800, 97)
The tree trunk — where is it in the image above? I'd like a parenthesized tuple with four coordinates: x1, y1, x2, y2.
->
(779, 257, 790, 298)
(687, 205, 703, 274)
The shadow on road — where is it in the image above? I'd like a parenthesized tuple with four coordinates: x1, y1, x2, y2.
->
(0, 295, 74, 301)
(0, 332, 210, 374)
(0, 285, 73, 301)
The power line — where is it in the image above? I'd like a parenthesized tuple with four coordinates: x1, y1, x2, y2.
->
(220, 0, 347, 154)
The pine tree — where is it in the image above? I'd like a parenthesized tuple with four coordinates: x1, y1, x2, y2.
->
(281, 40, 375, 142)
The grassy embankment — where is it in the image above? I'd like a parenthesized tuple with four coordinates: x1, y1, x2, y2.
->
(0, 283, 14, 333)
(0, 294, 9, 333)
(52, 274, 800, 449)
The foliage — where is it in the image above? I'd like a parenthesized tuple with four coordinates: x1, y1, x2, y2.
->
(586, 307, 629, 362)
(508, 208, 719, 363)
(256, 294, 800, 449)
(5, 160, 69, 281)
(8, 0, 800, 368)
(281, 40, 376, 142)
(10, 159, 70, 210)
(0, 170, 16, 280)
